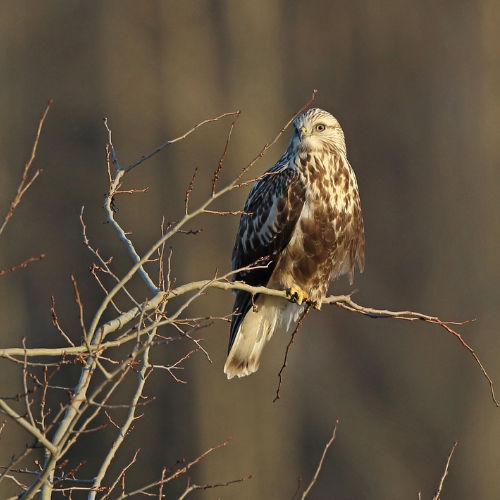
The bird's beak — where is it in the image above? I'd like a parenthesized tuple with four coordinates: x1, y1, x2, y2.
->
(299, 125, 308, 139)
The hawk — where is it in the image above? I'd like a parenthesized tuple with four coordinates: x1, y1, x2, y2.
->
(224, 108, 365, 379)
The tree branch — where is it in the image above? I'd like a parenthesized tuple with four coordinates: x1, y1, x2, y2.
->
(0, 99, 52, 238)
(432, 441, 457, 500)
(0, 276, 494, 410)
(300, 420, 339, 499)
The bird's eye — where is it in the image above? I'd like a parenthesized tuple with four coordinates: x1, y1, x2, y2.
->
(315, 123, 326, 132)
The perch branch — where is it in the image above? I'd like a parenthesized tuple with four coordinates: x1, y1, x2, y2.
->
(0, 277, 494, 409)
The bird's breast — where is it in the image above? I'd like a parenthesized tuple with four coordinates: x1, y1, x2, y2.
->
(272, 152, 362, 299)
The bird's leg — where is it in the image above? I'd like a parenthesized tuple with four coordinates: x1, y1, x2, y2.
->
(287, 286, 309, 305)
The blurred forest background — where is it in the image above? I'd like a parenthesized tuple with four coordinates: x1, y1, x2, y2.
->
(0, 1, 499, 498)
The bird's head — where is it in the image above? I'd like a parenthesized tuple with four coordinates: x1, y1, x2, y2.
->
(290, 108, 346, 155)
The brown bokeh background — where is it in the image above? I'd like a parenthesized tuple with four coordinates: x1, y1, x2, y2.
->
(1, 1, 499, 498)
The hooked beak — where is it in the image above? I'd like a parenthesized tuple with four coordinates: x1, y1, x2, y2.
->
(299, 125, 308, 139)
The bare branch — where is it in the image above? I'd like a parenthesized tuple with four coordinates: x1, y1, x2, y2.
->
(80, 206, 140, 307)
(0, 254, 45, 277)
(103, 157, 159, 293)
(90, 300, 167, 497)
(335, 299, 497, 407)
(22, 338, 36, 429)
(0, 399, 58, 455)
(177, 474, 253, 499)
(0, 444, 34, 489)
(124, 111, 240, 173)
(70, 275, 87, 343)
(203, 209, 251, 216)
(116, 439, 232, 499)
(211, 110, 241, 195)
(184, 167, 198, 215)
(300, 420, 339, 500)
(274, 305, 312, 402)
(50, 297, 75, 347)
(432, 441, 458, 500)
(0, 99, 52, 237)
(101, 449, 140, 500)
(103, 117, 120, 172)
(1, 277, 494, 409)
(19, 453, 58, 499)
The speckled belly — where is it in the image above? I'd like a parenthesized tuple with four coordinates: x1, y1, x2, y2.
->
(269, 200, 351, 303)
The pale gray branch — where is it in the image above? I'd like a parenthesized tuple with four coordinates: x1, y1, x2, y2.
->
(0, 400, 58, 455)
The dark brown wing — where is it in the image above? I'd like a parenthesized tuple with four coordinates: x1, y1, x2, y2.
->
(228, 160, 306, 351)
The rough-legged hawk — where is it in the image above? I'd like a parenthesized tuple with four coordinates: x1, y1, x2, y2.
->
(224, 108, 365, 379)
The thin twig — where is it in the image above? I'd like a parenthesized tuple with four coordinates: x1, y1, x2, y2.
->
(236, 88, 317, 183)
(0, 440, 35, 488)
(274, 305, 312, 402)
(301, 420, 339, 500)
(177, 474, 253, 500)
(291, 475, 302, 500)
(101, 449, 140, 500)
(50, 297, 75, 347)
(70, 275, 88, 345)
(185, 168, 198, 215)
(0, 399, 58, 455)
(22, 338, 36, 429)
(0, 254, 45, 277)
(80, 206, 140, 307)
(336, 298, 497, 407)
(158, 218, 167, 291)
(432, 441, 458, 500)
(115, 439, 232, 499)
(0, 99, 52, 237)
(124, 111, 240, 173)
(103, 156, 159, 293)
(211, 110, 241, 195)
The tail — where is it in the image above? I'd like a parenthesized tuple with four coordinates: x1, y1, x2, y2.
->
(224, 293, 301, 379)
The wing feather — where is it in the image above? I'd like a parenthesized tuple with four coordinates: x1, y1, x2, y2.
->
(228, 160, 306, 351)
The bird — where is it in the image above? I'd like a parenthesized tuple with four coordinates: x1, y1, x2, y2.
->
(224, 108, 365, 379)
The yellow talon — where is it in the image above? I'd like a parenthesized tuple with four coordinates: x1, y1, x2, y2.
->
(287, 287, 309, 305)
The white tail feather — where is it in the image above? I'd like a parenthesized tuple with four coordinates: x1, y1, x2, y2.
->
(224, 296, 302, 379)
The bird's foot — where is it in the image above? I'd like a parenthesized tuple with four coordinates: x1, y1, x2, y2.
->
(287, 287, 309, 305)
